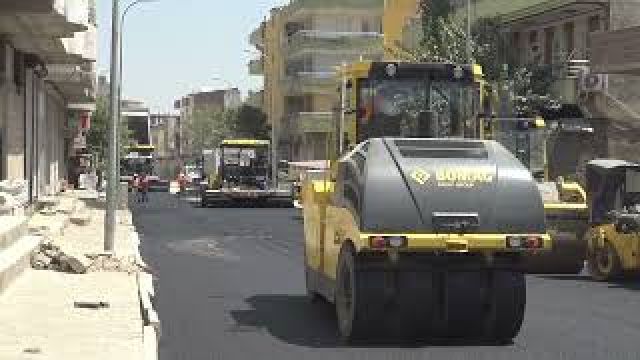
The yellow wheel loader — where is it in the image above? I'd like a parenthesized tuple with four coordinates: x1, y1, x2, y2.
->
(484, 116, 590, 274)
(302, 61, 551, 343)
(585, 160, 640, 281)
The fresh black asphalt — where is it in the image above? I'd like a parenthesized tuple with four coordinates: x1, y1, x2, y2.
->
(133, 193, 640, 360)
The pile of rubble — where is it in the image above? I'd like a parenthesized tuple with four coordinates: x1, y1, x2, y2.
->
(31, 242, 90, 274)
(86, 254, 143, 274)
(31, 242, 148, 274)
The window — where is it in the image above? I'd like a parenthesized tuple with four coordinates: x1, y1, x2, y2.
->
(564, 22, 575, 55)
(362, 19, 371, 33)
(13, 50, 24, 90)
(544, 27, 554, 65)
(529, 30, 538, 44)
(588, 15, 600, 32)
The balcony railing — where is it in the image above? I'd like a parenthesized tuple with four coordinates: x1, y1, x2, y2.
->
(46, 64, 94, 86)
(287, 30, 383, 57)
(283, 71, 336, 95)
(290, 111, 334, 134)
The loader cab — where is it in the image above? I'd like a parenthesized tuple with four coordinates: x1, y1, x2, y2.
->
(586, 160, 640, 226)
(335, 62, 483, 158)
(585, 160, 640, 281)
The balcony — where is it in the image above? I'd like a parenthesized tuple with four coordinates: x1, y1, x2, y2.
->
(0, 0, 88, 38)
(283, 71, 336, 95)
(46, 64, 93, 85)
(248, 58, 264, 75)
(288, 0, 384, 20)
(290, 112, 334, 134)
(287, 30, 383, 57)
(47, 63, 95, 102)
(249, 25, 264, 50)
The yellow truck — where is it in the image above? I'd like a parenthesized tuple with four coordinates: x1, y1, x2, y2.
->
(302, 61, 551, 343)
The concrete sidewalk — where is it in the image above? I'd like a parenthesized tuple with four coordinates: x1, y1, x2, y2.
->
(0, 190, 155, 360)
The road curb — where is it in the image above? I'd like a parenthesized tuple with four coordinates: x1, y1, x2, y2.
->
(129, 224, 160, 360)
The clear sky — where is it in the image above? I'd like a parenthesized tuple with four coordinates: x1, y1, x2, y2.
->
(98, 0, 289, 113)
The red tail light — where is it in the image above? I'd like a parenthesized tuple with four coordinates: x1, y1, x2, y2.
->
(370, 236, 387, 249)
(369, 236, 408, 249)
(507, 235, 543, 249)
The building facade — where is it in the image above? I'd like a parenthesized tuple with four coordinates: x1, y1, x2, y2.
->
(250, 0, 385, 161)
(0, 0, 97, 209)
(451, 0, 640, 163)
(150, 113, 180, 179)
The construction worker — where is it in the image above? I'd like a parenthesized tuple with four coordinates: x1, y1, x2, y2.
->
(178, 172, 187, 195)
(139, 173, 150, 203)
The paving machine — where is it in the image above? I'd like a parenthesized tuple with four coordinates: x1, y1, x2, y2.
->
(484, 116, 590, 273)
(302, 61, 551, 343)
(584, 160, 640, 280)
(200, 139, 293, 207)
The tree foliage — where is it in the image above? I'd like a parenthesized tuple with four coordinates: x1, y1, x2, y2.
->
(231, 105, 269, 140)
(86, 96, 131, 171)
(184, 109, 233, 157)
(184, 104, 270, 158)
(386, 0, 563, 116)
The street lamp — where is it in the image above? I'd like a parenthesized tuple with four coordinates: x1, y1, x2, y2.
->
(117, 0, 159, 177)
(105, 0, 121, 252)
(106, 0, 158, 252)
(466, 0, 472, 63)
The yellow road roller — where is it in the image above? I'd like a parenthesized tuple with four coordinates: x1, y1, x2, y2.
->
(302, 61, 551, 343)
(585, 160, 640, 280)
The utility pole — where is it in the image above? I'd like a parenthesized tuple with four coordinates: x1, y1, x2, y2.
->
(105, 0, 120, 252)
(467, 0, 472, 63)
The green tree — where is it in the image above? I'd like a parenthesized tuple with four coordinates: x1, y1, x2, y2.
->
(184, 108, 233, 158)
(386, 0, 561, 116)
(86, 96, 131, 173)
(230, 105, 269, 139)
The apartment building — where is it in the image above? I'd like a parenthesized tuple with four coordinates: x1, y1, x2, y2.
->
(382, 0, 420, 59)
(150, 113, 180, 179)
(447, 0, 640, 162)
(0, 0, 97, 210)
(250, 0, 385, 161)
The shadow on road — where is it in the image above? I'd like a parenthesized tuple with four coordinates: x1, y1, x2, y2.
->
(230, 294, 515, 349)
(230, 295, 341, 348)
(537, 274, 640, 291)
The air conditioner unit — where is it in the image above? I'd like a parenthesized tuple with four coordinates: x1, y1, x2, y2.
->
(567, 59, 590, 79)
(582, 73, 607, 92)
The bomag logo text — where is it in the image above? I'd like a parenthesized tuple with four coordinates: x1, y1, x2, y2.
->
(409, 169, 431, 185)
(435, 168, 494, 188)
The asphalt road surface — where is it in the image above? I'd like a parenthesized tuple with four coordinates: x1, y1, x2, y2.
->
(134, 193, 640, 360)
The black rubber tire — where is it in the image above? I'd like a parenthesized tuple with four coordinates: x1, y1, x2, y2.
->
(304, 266, 323, 304)
(484, 271, 526, 343)
(444, 272, 488, 338)
(587, 241, 622, 281)
(335, 245, 384, 343)
(522, 231, 586, 274)
(389, 270, 436, 340)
